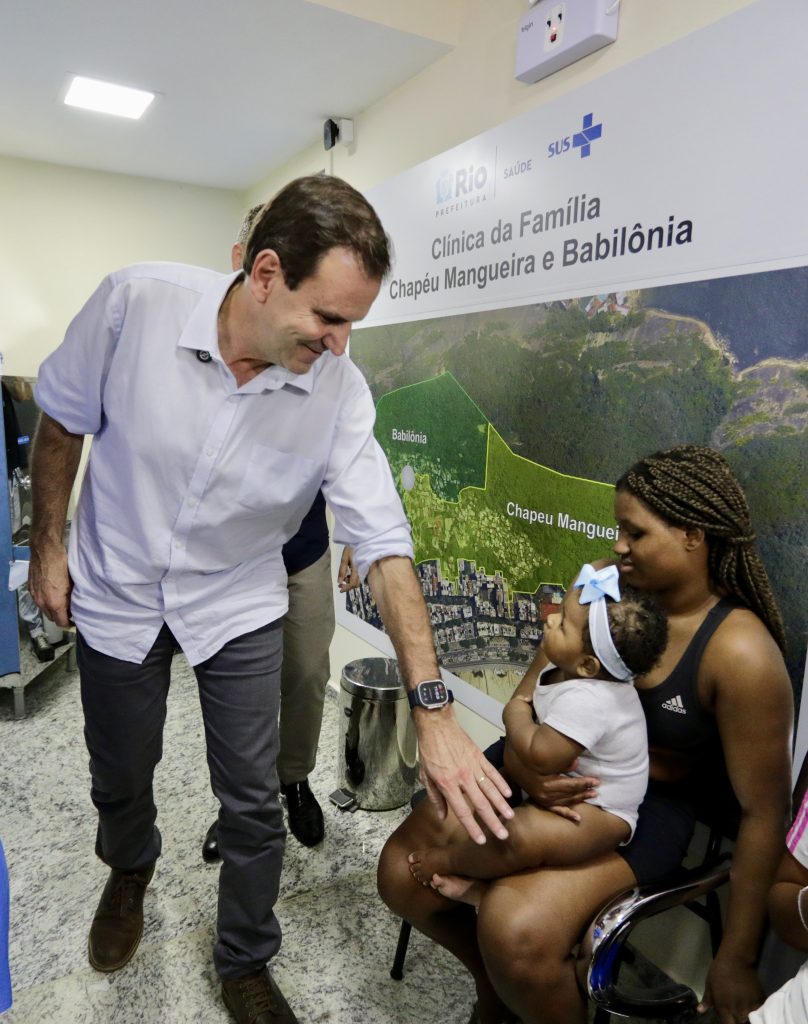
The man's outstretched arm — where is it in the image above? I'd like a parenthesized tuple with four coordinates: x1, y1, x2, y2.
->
(366, 555, 514, 844)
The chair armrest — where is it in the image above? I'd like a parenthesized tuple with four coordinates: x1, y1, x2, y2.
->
(586, 856, 730, 1019)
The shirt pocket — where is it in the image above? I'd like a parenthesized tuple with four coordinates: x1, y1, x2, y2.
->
(236, 443, 318, 516)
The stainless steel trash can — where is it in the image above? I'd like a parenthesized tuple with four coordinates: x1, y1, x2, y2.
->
(338, 657, 418, 810)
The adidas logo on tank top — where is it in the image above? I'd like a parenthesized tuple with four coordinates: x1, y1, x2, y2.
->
(661, 695, 687, 714)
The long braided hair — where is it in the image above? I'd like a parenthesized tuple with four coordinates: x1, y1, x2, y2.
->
(616, 445, 786, 653)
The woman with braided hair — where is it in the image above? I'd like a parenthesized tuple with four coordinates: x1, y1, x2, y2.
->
(378, 444, 793, 1024)
(616, 444, 786, 652)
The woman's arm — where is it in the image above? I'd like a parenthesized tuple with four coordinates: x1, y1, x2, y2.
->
(698, 615, 794, 1024)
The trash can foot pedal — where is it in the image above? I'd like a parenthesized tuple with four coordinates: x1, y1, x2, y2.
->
(329, 787, 358, 811)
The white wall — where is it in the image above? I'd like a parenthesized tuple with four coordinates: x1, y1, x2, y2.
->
(0, 155, 242, 377)
(247, 0, 756, 201)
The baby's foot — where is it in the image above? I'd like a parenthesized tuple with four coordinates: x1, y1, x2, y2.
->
(432, 873, 486, 908)
(408, 849, 443, 886)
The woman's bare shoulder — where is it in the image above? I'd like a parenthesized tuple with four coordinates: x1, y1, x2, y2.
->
(709, 605, 782, 656)
(704, 605, 791, 698)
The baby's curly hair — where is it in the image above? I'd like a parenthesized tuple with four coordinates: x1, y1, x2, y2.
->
(581, 585, 668, 679)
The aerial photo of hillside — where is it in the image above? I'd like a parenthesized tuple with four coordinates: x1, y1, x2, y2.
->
(349, 265, 808, 694)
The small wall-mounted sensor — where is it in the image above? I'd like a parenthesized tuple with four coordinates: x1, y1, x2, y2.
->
(323, 117, 354, 151)
(516, 0, 619, 84)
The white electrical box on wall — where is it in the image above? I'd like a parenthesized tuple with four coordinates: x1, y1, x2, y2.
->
(515, 0, 619, 84)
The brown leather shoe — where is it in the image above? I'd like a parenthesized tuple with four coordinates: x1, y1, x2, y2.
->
(221, 967, 299, 1023)
(87, 864, 155, 972)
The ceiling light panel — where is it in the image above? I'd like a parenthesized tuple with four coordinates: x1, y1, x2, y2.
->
(64, 75, 155, 119)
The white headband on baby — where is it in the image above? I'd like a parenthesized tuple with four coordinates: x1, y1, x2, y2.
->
(572, 564, 633, 682)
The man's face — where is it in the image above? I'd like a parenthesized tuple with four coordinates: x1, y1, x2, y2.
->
(255, 246, 380, 375)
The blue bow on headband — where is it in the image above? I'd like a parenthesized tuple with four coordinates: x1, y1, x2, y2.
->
(572, 563, 622, 605)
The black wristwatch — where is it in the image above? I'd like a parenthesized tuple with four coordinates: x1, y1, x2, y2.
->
(407, 678, 454, 711)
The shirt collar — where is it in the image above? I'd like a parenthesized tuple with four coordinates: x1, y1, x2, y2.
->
(176, 269, 316, 395)
(177, 269, 240, 362)
(257, 363, 316, 395)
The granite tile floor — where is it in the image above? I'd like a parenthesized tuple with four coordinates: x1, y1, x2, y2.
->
(1, 653, 674, 1024)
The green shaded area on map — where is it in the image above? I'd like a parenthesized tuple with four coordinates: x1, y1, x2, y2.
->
(347, 371, 619, 680)
(379, 378, 615, 591)
(374, 372, 487, 502)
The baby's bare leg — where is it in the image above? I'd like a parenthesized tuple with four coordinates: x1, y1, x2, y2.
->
(408, 803, 630, 885)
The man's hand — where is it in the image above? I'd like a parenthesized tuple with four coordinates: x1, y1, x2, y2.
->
(414, 708, 514, 844)
(697, 954, 763, 1023)
(337, 547, 360, 592)
(363, 555, 511, 842)
(28, 539, 72, 627)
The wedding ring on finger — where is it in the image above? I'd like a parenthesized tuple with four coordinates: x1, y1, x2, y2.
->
(478, 775, 487, 785)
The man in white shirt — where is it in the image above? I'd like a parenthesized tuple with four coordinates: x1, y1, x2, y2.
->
(28, 175, 513, 1024)
(200, 202, 358, 860)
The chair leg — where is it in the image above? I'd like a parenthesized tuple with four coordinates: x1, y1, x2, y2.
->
(590, 942, 626, 1022)
(705, 891, 723, 957)
(391, 919, 412, 980)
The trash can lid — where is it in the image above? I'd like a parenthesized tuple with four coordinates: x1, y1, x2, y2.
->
(340, 657, 406, 701)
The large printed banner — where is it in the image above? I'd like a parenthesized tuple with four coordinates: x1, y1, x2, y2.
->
(339, 0, 808, 725)
(364, 0, 808, 329)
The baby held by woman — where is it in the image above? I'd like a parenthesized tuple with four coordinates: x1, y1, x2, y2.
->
(408, 563, 668, 905)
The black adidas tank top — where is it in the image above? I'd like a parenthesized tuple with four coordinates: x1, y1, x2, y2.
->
(638, 598, 738, 754)
(640, 598, 742, 834)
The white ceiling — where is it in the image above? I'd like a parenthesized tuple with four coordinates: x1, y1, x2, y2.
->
(0, 0, 453, 190)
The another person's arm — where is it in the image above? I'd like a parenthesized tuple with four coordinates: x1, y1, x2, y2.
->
(768, 846, 808, 953)
(28, 413, 83, 626)
(697, 617, 794, 1024)
(325, 373, 514, 843)
(367, 555, 514, 844)
(337, 546, 359, 592)
(766, 784, 808, 951)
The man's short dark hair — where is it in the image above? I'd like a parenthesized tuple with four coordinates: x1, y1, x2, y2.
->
(242, 175, 391, 289)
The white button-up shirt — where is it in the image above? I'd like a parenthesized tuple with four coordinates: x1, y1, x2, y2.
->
(36, 262, 413, 665)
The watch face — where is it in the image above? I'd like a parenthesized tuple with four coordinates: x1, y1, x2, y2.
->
(418, 680, 448, 706)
